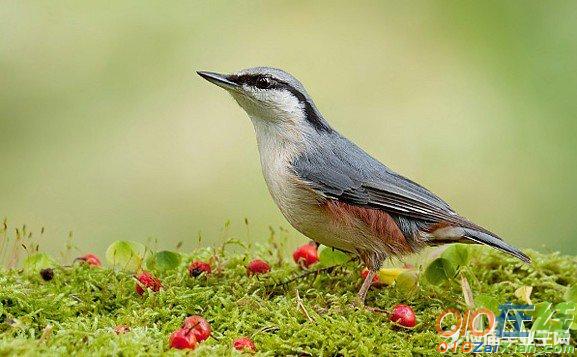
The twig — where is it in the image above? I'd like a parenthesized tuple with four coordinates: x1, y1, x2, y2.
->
(263, 265, 341, 290)
(460, 272, 474, 309)
(295, 289, 313, 322)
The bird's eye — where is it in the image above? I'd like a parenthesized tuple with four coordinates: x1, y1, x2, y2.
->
(255, 76, 272, 89)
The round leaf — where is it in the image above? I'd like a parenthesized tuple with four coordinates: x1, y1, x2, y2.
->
(377, 268, 405, 285)
(318, 247, 349, 266)
(474, 294, 500, 314)
(441, 244, 470, 267)
(105, 240, 145, 271)
(146, 251, 181, 272)
(23, 253, 57, 274)
(396, 270, 419, 293)
(424, 258, 455, 285)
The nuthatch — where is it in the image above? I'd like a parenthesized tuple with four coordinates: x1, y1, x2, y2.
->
(198, 67, 530, 304)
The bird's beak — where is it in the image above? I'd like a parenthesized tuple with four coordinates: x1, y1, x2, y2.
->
(197, 71, 239, 91)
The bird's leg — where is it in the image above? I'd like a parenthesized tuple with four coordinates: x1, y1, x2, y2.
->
(355, 249, 386, 308)
(357, 269, 376, 305)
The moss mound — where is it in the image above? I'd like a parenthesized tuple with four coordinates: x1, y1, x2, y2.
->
(0, 243, 576, 356)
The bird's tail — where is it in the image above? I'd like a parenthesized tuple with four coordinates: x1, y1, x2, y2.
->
(427, 225, 530, 263)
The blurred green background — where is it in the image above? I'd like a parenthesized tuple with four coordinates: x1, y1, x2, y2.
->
(1, 1, 576, 258)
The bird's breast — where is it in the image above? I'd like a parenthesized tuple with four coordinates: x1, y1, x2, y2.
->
(252, 129, 332, 242)
(258, 144, 317, 224)
(255, 147, 354, 252)
(250, 118, 407, 254)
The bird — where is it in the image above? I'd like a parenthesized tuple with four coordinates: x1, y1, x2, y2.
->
(197, 67, 530, 304)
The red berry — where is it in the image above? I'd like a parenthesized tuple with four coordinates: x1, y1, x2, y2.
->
(182, 315, 211, 342)
(360, 267, 381, 286)
(188, 261, 211, 277)
(246, 259, 270, 276)
(292, 243, 319, 268)
(135, 271, 162, 295)
(78, 253, 101, 267)
(169, 328, 198, 349)
(233, 337, 256, 352)
(390, 304, 416, 328)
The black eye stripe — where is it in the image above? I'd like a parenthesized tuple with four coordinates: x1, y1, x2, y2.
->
(228, 74, 279, 89)
(227, 73, 332, 133)
(228, 74, 306, 100)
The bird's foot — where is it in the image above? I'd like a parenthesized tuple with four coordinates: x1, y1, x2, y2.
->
(351, 269, 379, 310)
(356, 269, 376, 303)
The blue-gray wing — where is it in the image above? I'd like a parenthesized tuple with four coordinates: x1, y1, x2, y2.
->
(291, 133, 532, 263)
(292, 134, 466, 225)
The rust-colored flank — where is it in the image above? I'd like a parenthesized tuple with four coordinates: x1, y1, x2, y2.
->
(324, 200, 414, 254)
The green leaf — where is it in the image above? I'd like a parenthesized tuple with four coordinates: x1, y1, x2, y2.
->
(554, 301, 577, 331)
(105, 240, 146, 271)
(474, 294, 500, 314)
(441, 244, 470, 267)
(530, 302, 553, 332)
(564, 285, 577, 303)
(396, 270, 419, 293)
(377, 268, 405, 285)
(424, 258, 456, 285)
(528, 301, 551, 318)
(23, 253, 57, 274)
(146, 251, 181, 272)
(318, 247, 349, 266)
(554, 301, 575, 313)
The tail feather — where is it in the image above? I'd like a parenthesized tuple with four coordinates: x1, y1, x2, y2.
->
(462, 228, 530, 263)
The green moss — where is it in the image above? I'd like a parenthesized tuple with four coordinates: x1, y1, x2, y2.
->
(0, 244, 576, 356)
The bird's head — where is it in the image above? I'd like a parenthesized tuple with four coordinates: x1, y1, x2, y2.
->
(197, 67, 332, 135)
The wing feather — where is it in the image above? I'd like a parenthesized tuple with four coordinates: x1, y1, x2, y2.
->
(291, 133, 529, 263)
(292, 134, 469, 226)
